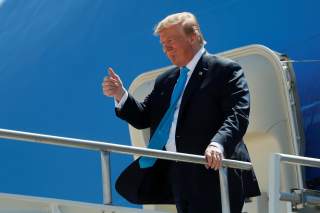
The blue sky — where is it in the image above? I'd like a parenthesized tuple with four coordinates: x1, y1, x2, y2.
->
(0, 0, 319, 207)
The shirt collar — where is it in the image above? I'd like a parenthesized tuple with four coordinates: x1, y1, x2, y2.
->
(185, 46, 206, 72)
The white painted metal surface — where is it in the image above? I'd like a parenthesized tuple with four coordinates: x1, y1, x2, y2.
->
(100, 151, 112, 205)
(269, 153, 282, 212)
(0, 193, 168, 213)
(219, 168, 230, 213)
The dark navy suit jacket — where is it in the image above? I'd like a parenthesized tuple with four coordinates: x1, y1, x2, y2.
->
(115, 53, 260, 204)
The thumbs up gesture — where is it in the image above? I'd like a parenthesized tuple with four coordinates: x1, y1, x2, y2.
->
(102, 67, 125, 102)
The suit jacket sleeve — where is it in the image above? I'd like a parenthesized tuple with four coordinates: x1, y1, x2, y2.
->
(211, 62, 250, 155)
(115, 91, 153, 129)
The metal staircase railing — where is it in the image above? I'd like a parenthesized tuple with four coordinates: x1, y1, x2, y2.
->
(0, 128, 253, 213)
(269, 153, 320, 212)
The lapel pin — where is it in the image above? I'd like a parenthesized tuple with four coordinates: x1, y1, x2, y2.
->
(198, 71, 203, 76)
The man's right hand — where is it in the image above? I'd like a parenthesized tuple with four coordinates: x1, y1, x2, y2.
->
(102, 67, 125, 102)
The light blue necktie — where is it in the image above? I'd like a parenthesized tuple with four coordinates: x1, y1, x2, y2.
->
(139, 67, 189, 168)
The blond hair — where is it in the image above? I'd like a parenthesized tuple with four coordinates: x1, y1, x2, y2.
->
(154, 12, 206, 45)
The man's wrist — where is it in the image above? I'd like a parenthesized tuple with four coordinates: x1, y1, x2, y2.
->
(115, 89, 125, 103)
(209, 142, 224, 153)
(115, 89, 128, 109)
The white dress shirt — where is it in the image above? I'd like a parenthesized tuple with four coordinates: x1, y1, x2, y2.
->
(115, 46, 223, 153)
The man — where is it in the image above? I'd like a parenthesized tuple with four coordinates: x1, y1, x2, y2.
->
(103, 12, 260, 213)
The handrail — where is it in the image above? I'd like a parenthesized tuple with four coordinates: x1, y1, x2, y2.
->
(269, 153, 320, 213)
(277, 153, 320, 168)
(0, 128, 252, 170)
(0, 128, 253, 213)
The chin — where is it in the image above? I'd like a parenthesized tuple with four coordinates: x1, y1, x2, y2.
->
(169, 59, 177, 66)
(169, 57, 182, 67)
(169, 58, 179, 66)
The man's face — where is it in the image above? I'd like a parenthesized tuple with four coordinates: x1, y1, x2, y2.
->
(159, 24, 196, 67)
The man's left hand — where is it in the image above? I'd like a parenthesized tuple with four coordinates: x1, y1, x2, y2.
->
(204, 145, 223, 170)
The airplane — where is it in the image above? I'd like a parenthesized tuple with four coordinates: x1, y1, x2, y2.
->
(0, 0, 319, 212)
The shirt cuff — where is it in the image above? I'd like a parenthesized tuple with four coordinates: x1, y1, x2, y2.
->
(209, 142, 224, 153)
(114, 89, 128, 109)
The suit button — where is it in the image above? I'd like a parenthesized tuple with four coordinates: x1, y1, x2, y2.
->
(176, 135, 180, 139)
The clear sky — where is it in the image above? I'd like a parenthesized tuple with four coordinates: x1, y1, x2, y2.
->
(0, 0, 319, 208)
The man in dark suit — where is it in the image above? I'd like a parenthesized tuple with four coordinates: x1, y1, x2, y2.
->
(103, 12, 260, 213)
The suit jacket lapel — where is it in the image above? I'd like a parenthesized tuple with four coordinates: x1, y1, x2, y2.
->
(156, 67, 180, 114)
(164, 66, 180, 98)
(177, 53, 210, 123)
(167, 67, 180, 83)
